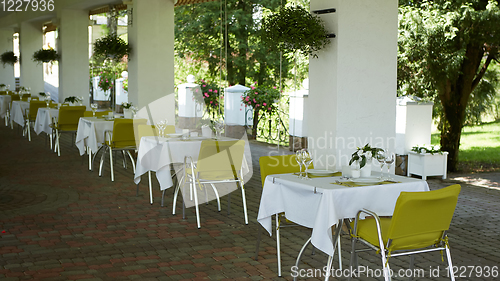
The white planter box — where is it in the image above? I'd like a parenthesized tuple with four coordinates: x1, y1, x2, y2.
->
(407, 151, 448, 180)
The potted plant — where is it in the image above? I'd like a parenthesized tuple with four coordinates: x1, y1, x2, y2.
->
(93, 35, 131, 61)
(408, 144, 448, 180)
(241, 83, 281, 138)
(64, 96, 83, 105)
(32, 48, 59, 64)
(261, 6, 331, 58)
(349, 144, 384, 177)
(193, 79, 223, 118)
(1, 51, 18, 66)
(121, 102, 135, 118)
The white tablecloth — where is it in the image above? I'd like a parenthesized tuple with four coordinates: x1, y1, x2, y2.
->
(257, 174, 429, 256)
(134, 136, 252, 191)
(10, 101, 29, 126)
(75, 117, 114, 155)
(0, 95, 11, 119)
(34, 107, 59, 135)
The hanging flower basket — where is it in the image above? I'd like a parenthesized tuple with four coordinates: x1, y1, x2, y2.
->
(1, 51, 18, 66)
(93, 35, 131, 61)
(261, 6, 330, 57)
(32, 48, 59, 64)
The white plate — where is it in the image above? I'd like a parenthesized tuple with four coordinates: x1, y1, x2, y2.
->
(350, 177, 383, 185)
(166, 133, 182, 138)
(307, 169, 337, 177)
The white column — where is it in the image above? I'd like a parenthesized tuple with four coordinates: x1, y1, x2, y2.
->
(58, 9, 89, 106)
(306, 0, 398, 169)
(127, 0, 175, 123)
(0, 29, 16, 89)
(19, 21, 44, 93)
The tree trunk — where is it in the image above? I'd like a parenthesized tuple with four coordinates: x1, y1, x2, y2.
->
(438, 44, 484, 171)
(252, 110, 259, 138)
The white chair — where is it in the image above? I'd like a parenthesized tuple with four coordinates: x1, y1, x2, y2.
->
(172, 139, 248, 228)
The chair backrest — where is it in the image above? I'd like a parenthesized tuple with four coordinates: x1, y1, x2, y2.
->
(21, 94, 31, 101)
(57, 106, 86, 131)
(259, 154, 313, 187)
(0, 91, 6, 95)
(28, 100, 46, 121)
(110, 118, 147, 148)
(387, 184, 461, 251)
(10, 95, 20, 101)
(197, 140, 246, 181)
(137, 124, 159, 139)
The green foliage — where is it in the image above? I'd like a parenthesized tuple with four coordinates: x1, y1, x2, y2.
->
(397, 0, 500, 170)
(32, 48, 58, 64)
(261, 6, 330, 57)
(93, 35, 130, 61)
(122, 78, 128, 92)
(0, 51, 17, 66)
(242, 83, 280, 114)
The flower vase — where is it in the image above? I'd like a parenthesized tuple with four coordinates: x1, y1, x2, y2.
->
(123, 108, 132, 119)
(360, 163, 372, 177)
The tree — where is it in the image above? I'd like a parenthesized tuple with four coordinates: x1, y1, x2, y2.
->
(174, 0, 290, 90)
(398, 0, 500, 171)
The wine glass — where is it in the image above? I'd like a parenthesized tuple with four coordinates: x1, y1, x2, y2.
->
(90, 103, 98, 117)
(214, 118, 224, 139)
(384, 152, 395, 180)
(155, 120, 164, 137)
(376, 150, 386, 180)
(302, 149, 313, 180)
(295, 150, 304, 178)
(45, 95, 51, 108)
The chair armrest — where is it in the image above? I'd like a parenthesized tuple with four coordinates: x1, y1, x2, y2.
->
(353, 208, 386, 251)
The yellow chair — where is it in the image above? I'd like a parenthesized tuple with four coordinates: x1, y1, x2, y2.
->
(25, 100, 46, 141)
(348, 184, 461, 281)
(254, 155, 341, 277)
(52, 106, 86, 156)
(172, 139, 247, 228)
(99, 118, 147, 181)
(83, 110, 112, 117)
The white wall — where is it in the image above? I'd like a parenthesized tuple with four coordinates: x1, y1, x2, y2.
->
(58, 9, 90, 106)
(0, 29, 16, 89)
(127, 0, 175, 124)
(19, 21, 44, 94)
(307, 0, 398, 169)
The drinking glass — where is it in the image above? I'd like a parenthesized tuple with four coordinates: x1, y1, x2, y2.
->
(45, 95, 51, 108)
(295, 150, 304, 178)
(214, 118, 224, 139)
(90, 103, 98, 117)
(376, 150, 386, 180)
(384, 152, 395, 180)
(161, 119, 168, 137)
(302, 149, 313, 180)
(155, 120, 165, 137)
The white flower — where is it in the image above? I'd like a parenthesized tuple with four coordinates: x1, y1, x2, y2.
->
(420, 148, 426, 154)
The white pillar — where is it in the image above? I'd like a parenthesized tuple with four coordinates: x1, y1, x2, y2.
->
(58, 9, 89, 106)
(0, 29, 16, 89)
(306, 0, 398, 170)
(19, 21, 44, 94)
(127, 0, 175, 123)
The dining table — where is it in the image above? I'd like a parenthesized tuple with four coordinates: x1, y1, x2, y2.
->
(10, 100, 29, 128)
(75, 117, 115, 170)
(134, 135, 252, 205)
(34, 107, 59, 136)
(0, 94, 11, 121)
(257, 172, 429, 268)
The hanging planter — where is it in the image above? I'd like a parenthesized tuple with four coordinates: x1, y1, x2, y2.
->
(32, 48, 59, 64)
(261, 6, 331, 58)
(93, 35, 131, 61)
(1, 51, 18, 66)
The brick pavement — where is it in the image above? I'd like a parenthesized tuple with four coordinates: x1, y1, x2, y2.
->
(1, 123, 500, 280)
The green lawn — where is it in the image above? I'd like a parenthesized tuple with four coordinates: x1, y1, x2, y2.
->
(431, 121, 500, 172)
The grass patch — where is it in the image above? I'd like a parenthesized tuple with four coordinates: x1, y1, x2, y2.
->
(432, 120, 500, 173)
